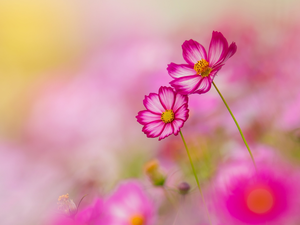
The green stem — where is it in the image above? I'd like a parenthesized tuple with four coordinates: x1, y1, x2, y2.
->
(212, 81, 257, 171)
(179, 130, 212, 225)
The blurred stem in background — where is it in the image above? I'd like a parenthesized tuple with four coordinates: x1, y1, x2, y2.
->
(179, 130, 212, 225)
(212, 81, 257, 171)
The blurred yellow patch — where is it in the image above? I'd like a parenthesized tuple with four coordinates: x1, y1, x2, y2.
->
(0, 0, 85, 73)
(0, 0, 86, 136)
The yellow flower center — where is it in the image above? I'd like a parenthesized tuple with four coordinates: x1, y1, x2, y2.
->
(246, 188, 274, 214)
(194, 59, 212, 77)
(130, 214, 145, 225)
(161, 109, 174, 123)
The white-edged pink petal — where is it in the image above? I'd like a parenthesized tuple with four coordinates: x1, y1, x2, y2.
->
(172, 119, 184, 135)
(209, 64, 224, 79)
(142, 121, 165, 138)
(182, 39, 207, 65)
(170, 75, 201, 95)
(158, 86, 175, 110)
(173, 93, 188, 112)
(208, 31, 228, 67)
(143, 93, 165, 114)
(174, 104, 189, 121)
(194, 77, 212, 94)
(159, 123, 174, 140)
(167, 63, 196, 79)
(222, 42, 237, 64)
(136, 110, 162, 125)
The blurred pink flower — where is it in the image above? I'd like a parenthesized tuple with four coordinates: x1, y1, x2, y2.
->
(104, 180, 156, 225)
(52, 198, 104, 225)
(168, 31, 237, 95)
(213, 160, 300, 224)
(136, 86, 189, 140)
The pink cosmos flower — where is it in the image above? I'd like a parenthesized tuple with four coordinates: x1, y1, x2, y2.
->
(136, 86, 189, 140)
(76, 199, 104, 224)
(167, 31, 237, 95)
(213, 161, 300, 225)
(104, 180, 156, 225)
(51, 198, 104, 225)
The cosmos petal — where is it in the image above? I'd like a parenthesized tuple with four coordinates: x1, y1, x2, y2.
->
(182, 39, 208, 65)
(158, 86, 175, 110)
(142, 121, 165, 138)
(222, 42, 237, 64)
(208, 31, 229, 67)
(193, 77, 212, 94)
(170, 75, 201, 95)
(209, 64, 224, 79)
(172, 119, 184, 135)
(143, 93, 165, 114)
(159, 123, 174, 140)
(173, 93, 189, 112)
(136, 110, 161, 125)
(174, 104, 189, 121)
(167, 63, 196, 79)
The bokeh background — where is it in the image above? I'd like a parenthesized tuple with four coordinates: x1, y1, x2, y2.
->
(1, 0, 300, 224)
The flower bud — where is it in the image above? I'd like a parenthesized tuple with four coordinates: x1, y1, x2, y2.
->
(144, 159, 166, 186)
(177, 182, 191, 195)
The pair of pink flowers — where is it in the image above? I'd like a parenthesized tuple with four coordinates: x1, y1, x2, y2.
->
(137, 31, 237, 140)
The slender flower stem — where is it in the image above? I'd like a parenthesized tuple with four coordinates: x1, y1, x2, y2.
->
(212, 81, 257, 171)
(179, 130, 212, 225)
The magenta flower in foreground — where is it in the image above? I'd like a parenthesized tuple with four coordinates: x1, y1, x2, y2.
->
(136, 86, 189, 140)
(214, 161, 300, 224)
(168, 31, 237, 95)
(104, 180, 156, 225)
